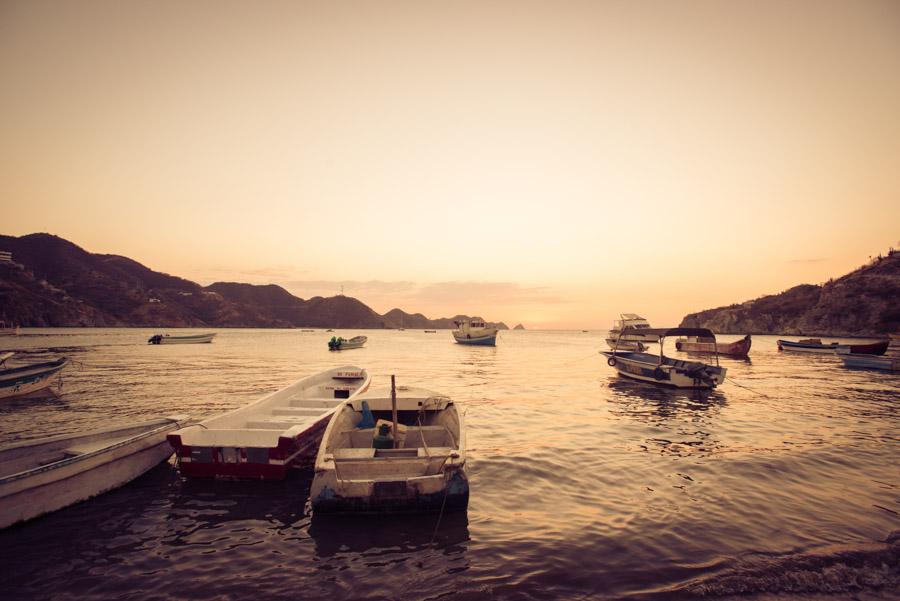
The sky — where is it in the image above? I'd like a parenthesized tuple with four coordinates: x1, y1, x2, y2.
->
(2, 0, 898, 328)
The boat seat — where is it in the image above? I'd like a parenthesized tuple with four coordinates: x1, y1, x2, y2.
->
(271, 407, 329, 417)
(346, 425, 454, 449)
(333, 448, 376, 460)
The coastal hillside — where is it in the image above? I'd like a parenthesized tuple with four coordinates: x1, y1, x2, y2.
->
(680, 250, 900, 336)
(0, 233, 505, 329)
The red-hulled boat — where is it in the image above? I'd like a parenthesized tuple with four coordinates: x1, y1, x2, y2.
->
(675, 334, 751, 358)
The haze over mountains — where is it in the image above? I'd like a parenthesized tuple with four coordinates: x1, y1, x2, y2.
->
(0, 233, 508, 330)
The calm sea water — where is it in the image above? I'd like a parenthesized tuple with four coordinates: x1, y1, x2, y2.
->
(1, 329, 898, 600)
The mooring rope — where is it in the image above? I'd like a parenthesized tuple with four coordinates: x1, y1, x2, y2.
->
(726, 376, 771, 399)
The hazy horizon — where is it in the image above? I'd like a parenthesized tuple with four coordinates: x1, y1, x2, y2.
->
(3, 1, 899, 328)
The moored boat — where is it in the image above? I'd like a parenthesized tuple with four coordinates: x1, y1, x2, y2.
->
(311, 382, 468, 514)
(608, 313, 657, 343)
(0, 321, 19, 336)
(777, 338, 889, 355)
(167, 366, 371, 479)
(328, 335, 367, 351)
(0, 415, 188, 529)
(452, 320, 498, 346)
(0, 356, 69, 400)
(676, 334, 752, 357)
(836, 351, 900, 372)
(605, 338, 647, 352)
(601, 327, 727, 389)
(148, 332, 216, 344)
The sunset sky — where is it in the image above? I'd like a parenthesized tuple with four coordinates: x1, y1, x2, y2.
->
(2, 1, 898, 328)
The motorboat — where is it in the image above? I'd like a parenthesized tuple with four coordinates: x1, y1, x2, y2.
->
(601, 327, 726, 389)
(608, 314, 657, 343)
(0, 415, 187, 529)
(676, 334, 752, 357)
(167, 366, 370, 479)
(452, 320, 498, 346)
(777, 338, 889, 355)
(311, 381, 468, 514)
(328, 335, 367, 351)
(0, 355, 69, 400)
(147, 332, 216, 344)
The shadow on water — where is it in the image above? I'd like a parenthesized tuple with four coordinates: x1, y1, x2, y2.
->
(605, 377, 727, 419)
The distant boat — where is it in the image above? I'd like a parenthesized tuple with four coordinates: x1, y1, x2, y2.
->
(837, 351, 900, 372)
(452, 320, 498, 346)
(0, 415, 188, 529)
(147, 333, 216, 345)
(311, 383, 468, 514)
(676, 334, 752, 358)
(777, 338, 889, 355)
(601, 327, 726, 389)
(328, 335, 367, 351)
(167, 366, 370, 479)
(0, 355, 69, 400)
(608, 314, 657, 343)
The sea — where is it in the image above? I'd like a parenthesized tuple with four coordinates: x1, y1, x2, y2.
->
(1, 328, 898, 601)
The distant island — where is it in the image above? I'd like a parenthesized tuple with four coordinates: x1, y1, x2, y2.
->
(0, 233, 509, 330)
(680, 249, 900, 336)
(513, 324, 525, 330)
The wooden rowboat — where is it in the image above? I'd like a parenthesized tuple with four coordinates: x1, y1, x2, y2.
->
(0, 415, 188, 529)
(837, 351, 900, 372)
(311, 383, 468, 514)
(675, 334, 751, 357)
(167, 366, 370, 479)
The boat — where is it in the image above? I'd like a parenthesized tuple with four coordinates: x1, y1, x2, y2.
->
(605, 338, 647, 352)
(777, 338, 889, 355)
(452, 320, 498, 346)
(0, 321, 18, 336)
(328, 335, 367, 351)
(167, 366, 371, 479)
(0, 415, 188, 529)
(675, 334, 752, 357)
(424, 330, 437, 333)
(147, 332, 216, 344)
(608, 314, 657, 343)
(601, 327, 727, 389)
(836, 351, 900, 372)
(0, 356, 69, 400)
(311, 381, 468, 514)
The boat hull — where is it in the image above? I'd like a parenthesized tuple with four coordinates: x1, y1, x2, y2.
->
(838, 353, 900, 371)
(313, 470, 469, 514)
(601, 351, 726, 389)
(777, 339, 889, 355)
(148, 333, 216, 344)
(452, 332, 497, 346)
(0, 358, 68, 400)
(0, 417, 184, 529)
(675, 335, 751, 357)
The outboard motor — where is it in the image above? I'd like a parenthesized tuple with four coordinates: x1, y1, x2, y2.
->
(148, 334, 163, 345)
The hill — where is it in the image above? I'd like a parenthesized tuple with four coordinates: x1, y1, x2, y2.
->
(0, 233, 505, 329)
(680, 250, 900, 336)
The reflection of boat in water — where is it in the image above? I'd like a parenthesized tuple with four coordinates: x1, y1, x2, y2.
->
(311, 382, 468, 514)
(452, 320, 497, 346)
(0, 415, 187, 528)
(0, 354, 69, 400)
(602, 327, 726, 389)
(147, 333, 216, 344)
(676, 334, 751, 357)
(167, 366, 370, 479)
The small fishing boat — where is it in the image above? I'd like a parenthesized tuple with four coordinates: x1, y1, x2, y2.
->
(777, 338, 889, 355)
(0, 415, 188, 529)
(167, 366, 371, 479)
(0, 356, 69, 400)
(602, 327, 727, 389)
(147, 332, 216, 345)
(608, 313, 657, 343)
(676, 334, 752, 357)
(328, 335, 367, 351)
(452, 320, 498, 346)
(605, 338, 647, 352)
(311, 381, 468, 514)
(836, 351, 900, 372)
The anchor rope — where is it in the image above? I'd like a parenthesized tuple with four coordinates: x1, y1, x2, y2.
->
(726, 376, 771, 398)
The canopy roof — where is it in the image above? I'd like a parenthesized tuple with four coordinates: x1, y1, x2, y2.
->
(619, 326, 716, 339)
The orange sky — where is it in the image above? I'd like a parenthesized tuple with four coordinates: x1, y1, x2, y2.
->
(2, 1, 898, 328)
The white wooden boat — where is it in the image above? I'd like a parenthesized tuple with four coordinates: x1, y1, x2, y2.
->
(777, 338, 889, 355)
(148, 332, 216, 344)
(676, 334, 752, 357)
(167, 366, 371, 479)
(452, 320, 498, 346)
(0, 356, 69, 400)
(602, 327, 726, 389)
(0, 415, 188, 529)
(605, 338, 647, 352)
(311, 383, 468, 513)
(608, 313, 657, 343)
(836, 350, 900, 372)
(328, 335, 367, 351)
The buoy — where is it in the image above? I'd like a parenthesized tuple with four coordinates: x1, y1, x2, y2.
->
(607, 357, 617, 367)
